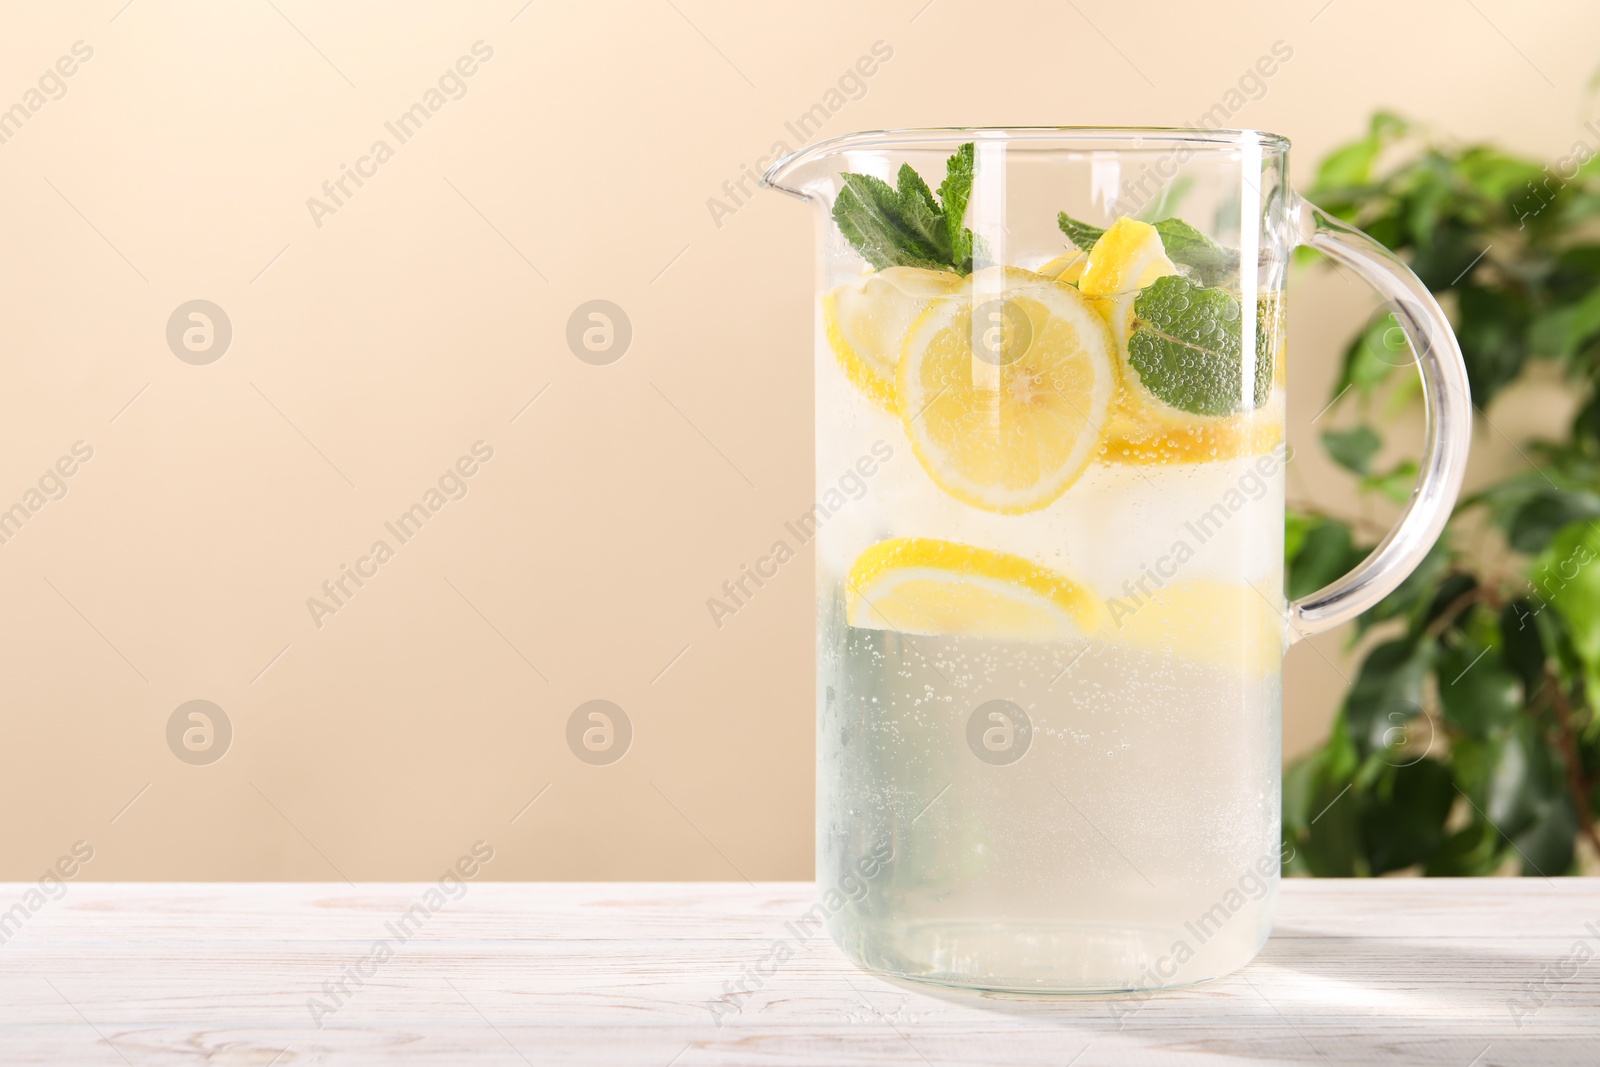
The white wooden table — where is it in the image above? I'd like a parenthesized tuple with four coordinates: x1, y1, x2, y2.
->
(1, 881, 1595, 1065)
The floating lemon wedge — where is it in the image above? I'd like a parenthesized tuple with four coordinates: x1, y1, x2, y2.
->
(1109, 579, 1287, 678)
(822, 267, 965, 411)
(846, 537, 1105, 640)
(1078, 218, 1179, 301)
(897, 267, 1115, 513)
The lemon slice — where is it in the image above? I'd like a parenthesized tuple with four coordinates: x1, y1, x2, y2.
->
(822, 267, 965, 411)
(1109, 579, 1286, 678)
(846, 537, 1106, 639)
(897, 267, 1115, 513)
(1102, 389, 1284, 465)
(1037, 251, 1088, 285)
(1079, 218, 1178, 301)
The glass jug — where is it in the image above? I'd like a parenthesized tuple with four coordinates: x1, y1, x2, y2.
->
(763, 128, 1471, 993)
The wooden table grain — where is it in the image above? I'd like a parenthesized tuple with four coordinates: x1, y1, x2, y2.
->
(0, 880, 1595, 1065)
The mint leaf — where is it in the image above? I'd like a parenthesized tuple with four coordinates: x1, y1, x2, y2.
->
(1056, 212, 1105, 251)
(833, 173, 948, 272)
(892, 164, 952, 259)
(1152, 218, 1239, 285)
(938, 144, 976, 268)
(897, 162, 939, 217)
(833, 144, 981, 274)
(1127, 275, 1274, 417)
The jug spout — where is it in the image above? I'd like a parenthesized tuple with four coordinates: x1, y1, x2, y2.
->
(760, 138, 840, 202)
(761, 129, 957, 202)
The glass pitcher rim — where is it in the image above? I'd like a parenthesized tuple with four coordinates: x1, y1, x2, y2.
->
(761, 126, 1290, 198)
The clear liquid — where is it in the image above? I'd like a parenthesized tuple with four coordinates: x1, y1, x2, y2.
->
(818, 614, 1280, 991)
(814, 333, 1285, 992)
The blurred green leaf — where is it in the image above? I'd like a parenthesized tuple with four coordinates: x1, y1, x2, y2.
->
(1469, 474, 1600, 554)
(1482, 719, 1570, 845)
(1410, 215, 1486, 291)
(1299, 775, 1362, 876)
(1456, 285, 1531, 405)
(1547, 245, 1600, 303)
(1322, 425, 1382, 474)
(1309, 112, 1408, 201)
(1284, 715, 1367, 876)
(1361, 460, 1420, 504)
(1343, 638, 1433, 756)
(1531, 521, 1600, 700)
(1499, 599, 1548, 693)
(1530, 286, 1600, 360)
(1284, 511, 1312, 565)
(1513, 796, 1579, 876)
(1438, 643, 1522, 736)
(1422, 571, 1479, 634)
(1324, 708, 1362, 783)
(1283, 754, 1319, 837)
(1313, 140, 1385, 196)
(1572, 389, 1600, 450)
(1336, 314, 1408, 397)
(1370, 111, 1409, 140)
(1383, 367, 1425, 417)
(1424, 819, 1503, 876)
(1359, 210, 1405, 251)
(1484, 728, 1532, 831)
(1359, 759, 1454, 874)
(1458, 146, 1546, 204)
(1506, 489, 1600, 553)
(1286, 514, 1365, 601)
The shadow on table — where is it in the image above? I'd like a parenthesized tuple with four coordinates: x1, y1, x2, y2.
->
(860, 927, 1594, 1066)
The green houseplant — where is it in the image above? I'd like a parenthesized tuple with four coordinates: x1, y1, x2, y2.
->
(1284, 112, 1600, 876)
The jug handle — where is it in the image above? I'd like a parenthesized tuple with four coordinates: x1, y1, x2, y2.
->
(1285, 195, 1473, 640)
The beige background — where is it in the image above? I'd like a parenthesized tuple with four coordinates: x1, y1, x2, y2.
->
(0, 0, 1591, 881)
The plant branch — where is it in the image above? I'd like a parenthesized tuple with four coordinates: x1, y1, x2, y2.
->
(1423, 583, 1495, 640)
(1543, 666, 1600, 859)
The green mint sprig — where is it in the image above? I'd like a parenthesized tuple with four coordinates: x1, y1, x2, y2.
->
(833, 143, 985, 274)
(1057, 212, 1240, 287)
